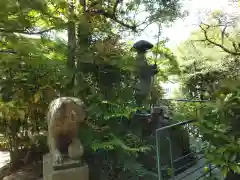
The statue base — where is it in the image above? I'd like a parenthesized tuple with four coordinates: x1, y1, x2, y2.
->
(43, 153, 89, 180)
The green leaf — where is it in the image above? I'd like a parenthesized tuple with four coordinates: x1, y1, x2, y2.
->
(221, 166, 228, 177)
(230, 163, 240, 174)
(223, 152, 230, 160)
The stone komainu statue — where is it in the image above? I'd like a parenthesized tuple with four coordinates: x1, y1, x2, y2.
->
(46, 97, 86, 165)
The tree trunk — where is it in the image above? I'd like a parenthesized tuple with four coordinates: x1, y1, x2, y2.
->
(66, 0, 77, 94)
(67, 0, 76, 69)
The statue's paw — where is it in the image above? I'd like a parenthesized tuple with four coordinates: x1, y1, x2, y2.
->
(68, 139, 84, 159)
(54, 152, 64, 164)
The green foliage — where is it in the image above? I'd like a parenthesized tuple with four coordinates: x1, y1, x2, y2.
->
(151, 40, 180, 81)
(78, 98, 157, 180)
(0, 0, 183, 179)
(174, 10, 240, 178)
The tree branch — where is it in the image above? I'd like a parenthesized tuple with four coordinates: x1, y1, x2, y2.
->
(87, 9, 137, 32)
(0, 49, 16, 54)
(199, 23, 240, 56)
(0, 26, 61, 35)
(113, 0, 121, 14)
(79, 0, 86, 11)
(221, 25, 227, 45)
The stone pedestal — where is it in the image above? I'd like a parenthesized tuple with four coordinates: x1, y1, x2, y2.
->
(43, 153, 89, 180)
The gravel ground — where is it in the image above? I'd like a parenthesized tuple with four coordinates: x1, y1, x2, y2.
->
(0, 151, 10, 168)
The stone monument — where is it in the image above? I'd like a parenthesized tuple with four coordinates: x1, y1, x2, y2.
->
(132, 40, 158, 107)
(130, 40, 196, 178)
(43, 97, 89, 180)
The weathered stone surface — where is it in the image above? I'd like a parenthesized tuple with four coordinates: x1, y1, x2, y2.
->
(43, 153, 89, 180)
(46, 97, 86, 165)
(2, 165, 41, 180)
(0, 163, 10, 180)
(133, 40, 153, 52)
